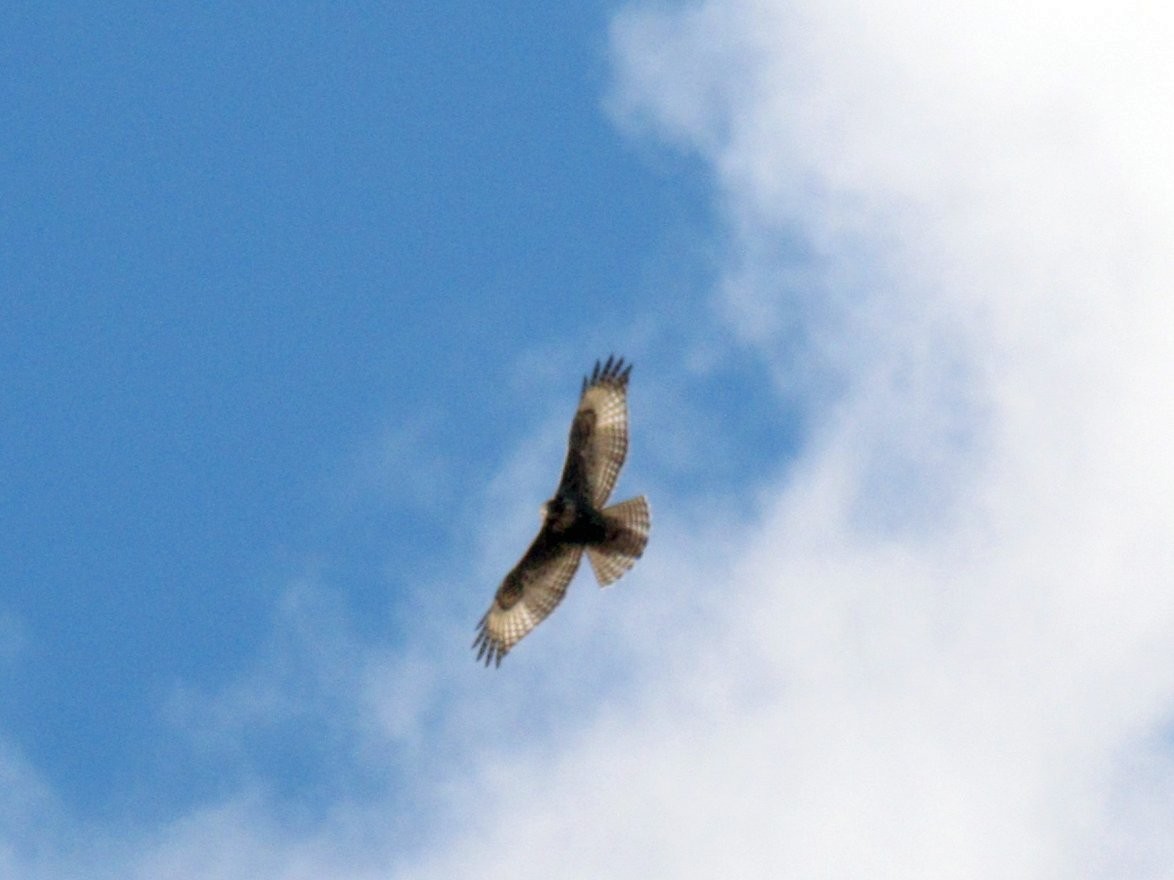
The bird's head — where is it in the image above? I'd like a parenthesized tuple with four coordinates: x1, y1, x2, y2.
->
(541, 496, 567, 523)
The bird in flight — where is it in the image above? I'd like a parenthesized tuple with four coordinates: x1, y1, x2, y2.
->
(473, 356, 651, 666)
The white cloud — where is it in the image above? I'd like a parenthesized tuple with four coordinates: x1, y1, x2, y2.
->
(7, 2, 1174, 877)
(391, 1, 1174, 877)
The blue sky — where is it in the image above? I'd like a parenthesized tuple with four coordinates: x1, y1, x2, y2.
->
(5, 2, 1174, 877)
(3, 0, 782, 828)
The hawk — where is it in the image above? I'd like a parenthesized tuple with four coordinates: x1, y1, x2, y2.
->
(473, 356, 651, 666)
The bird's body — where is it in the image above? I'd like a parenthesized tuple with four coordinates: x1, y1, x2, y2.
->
(541, 495, 607, 544)
(473, 356, 650, 666)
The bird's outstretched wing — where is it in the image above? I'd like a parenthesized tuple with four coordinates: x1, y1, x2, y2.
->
(556, 355, 632, 509)
(473, 531, 585, 667)
(474, 356, 641, 667)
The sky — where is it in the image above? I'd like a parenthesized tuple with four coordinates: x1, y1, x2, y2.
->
(3, 1, 1174, 877)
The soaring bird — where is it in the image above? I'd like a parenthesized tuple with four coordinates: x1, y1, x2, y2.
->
(473, 356, 650, 666)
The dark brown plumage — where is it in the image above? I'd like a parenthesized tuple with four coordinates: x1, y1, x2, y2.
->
(473, 356, 651, 666)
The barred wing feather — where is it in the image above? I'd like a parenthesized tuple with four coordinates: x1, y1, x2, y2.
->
(473, 541, 585, 667)
(574, 355, 632, 508)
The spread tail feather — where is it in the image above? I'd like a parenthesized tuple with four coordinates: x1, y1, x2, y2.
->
(587, 495, 650, 587)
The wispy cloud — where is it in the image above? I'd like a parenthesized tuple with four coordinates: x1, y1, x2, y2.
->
(5, 1, 1174, 877)
(395, 0, 1174, 876)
